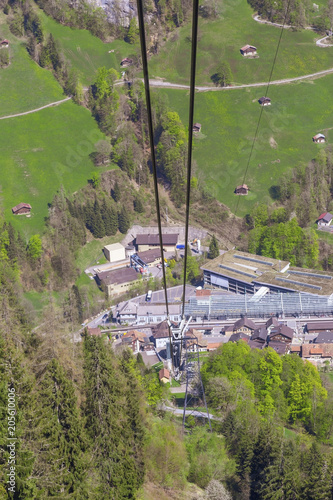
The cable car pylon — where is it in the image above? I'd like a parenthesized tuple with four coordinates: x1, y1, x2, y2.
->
(167, 317, 212, 430)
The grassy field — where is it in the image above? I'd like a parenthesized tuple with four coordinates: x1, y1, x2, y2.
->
(0, 14, 64, 116)
(39, 10, 137, 86)
(23, 290, 61, 322)
(148, 0, 333, 86)
(75, 233, 125, 272)
(0, 100, 113, 237)
(156, 72, 333, 216)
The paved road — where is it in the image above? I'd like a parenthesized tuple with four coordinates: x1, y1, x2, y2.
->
(0, 97, 71, 120)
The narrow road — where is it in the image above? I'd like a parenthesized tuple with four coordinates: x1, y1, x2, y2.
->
(252, 14, 315, 30)
(3, 60, 333, 121)
(316, 36, 333, 47)
(147, 67, 333, 91)
(0, 97, 71, 120)
(253, 14, 333, 47)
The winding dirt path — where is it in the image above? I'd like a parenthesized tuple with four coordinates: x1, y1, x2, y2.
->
(2, 60, 333, 121)
(147, 67, 333, 91)
(0, 97, 71, 120)
(253, 14, 333, 46)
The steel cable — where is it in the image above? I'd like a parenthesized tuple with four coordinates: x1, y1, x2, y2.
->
(235, 0, 293, 216)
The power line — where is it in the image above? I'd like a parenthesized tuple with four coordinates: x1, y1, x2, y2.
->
(235, 0, 293, 216)
(136, 0, 173, 363)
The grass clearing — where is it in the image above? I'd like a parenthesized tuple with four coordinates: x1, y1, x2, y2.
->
(23, 290, 61, 322)
(0, 14, 64, 116)
(156, 73, 333, 215)
(39, 10, 137, 86)
(148, 0, 333, 86)
(0, 100, 113, 237)
(75, 233, 124, 272)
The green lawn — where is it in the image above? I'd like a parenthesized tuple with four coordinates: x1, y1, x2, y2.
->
(39, 10, 137, 86)
(148, 0, 333, 86)
(156, 73, 333, 215)
(0, 100, 112, 237)
(0, 14, 64, 116)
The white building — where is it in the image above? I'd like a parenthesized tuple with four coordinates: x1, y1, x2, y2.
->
(104, 243, 126, 262)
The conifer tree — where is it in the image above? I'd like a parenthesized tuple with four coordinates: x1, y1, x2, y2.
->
(301, 443, 332, 499)
(118, 206, 130, 234)
(208, 235, 219, 259)
(30, 359, 88, 496)
(83, 335, 145, 498)
(112, 181, 121, 202)
(134, 196, 144, 213)
(84, 200, 94, 232)
(92, 199, 105, 238)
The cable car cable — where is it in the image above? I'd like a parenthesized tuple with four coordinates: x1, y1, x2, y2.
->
(235, 0, 293, 216)
(136, 0, 173, 365)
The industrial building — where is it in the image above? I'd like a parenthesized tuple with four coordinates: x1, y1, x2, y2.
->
(135, 233, 178, 252)
(201, 250, 333, 296)
(96, 267, 138, 297)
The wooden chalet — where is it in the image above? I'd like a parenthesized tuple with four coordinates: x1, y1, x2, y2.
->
(233, 316, 257, 335)
(312, 133, 326, 143)
(240, 44, 257, 56)
(269, 324, 293, 343)
(258, 97, 271, 106)
(193, 123, 202, 133)
(120, 57, 133, 67)
(12, 203, 32, 215)
(235, 184, 249, 195)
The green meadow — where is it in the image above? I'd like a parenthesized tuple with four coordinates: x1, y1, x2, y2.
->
(148, 0, 333, 86)
(156, 73, 333, 215)
(39, 10, 137, 86)
(0, 100, 114, 238)
(0, 15, 64, 116)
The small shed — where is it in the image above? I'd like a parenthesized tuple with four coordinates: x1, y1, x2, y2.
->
(104, 243, 126, 262)
(235, 184, 249, 195)
(258, 97, 271, 106)
(313, 133, 326, 143)
(159, 368, 170, 384)
(240, 44, 257, 56)
(0, 39, 9, 48)
(193, 123, 201, 133)
(12, 203, 32, 215)
(120, 57, 133, 67)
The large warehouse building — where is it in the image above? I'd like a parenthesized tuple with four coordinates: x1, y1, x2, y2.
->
(201, 250, 333, 297)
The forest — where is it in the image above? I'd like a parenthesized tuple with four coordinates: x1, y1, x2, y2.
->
(1, 278, 333, 499)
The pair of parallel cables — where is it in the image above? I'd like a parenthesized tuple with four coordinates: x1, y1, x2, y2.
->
(135, 0, 292, 363)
